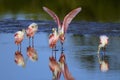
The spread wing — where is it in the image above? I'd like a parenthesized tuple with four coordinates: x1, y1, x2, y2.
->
(62, 7, 82, 33)
(43, 7, 61, 28)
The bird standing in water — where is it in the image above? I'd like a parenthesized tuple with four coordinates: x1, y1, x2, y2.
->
(97, 35, 109, 54)
(43, 7, 82, 50)
(49, 28, 59, 49)
(26, 23, 38, 46)
(14, 29, 25, 51)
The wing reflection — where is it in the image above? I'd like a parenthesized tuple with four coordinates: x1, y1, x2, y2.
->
(97, 53, 109, 72)
(59, 52, 74, 80)
(14, 50, 25, 67)
(49, 55, 61, 80)
(27, 45, 38, 62)
(49, 49, 74, 80)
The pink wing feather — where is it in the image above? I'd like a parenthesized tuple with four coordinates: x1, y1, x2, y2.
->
(43, 7, 61, 28)
(62, 7, 82, 33)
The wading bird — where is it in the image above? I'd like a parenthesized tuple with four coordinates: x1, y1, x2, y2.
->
(14, 29, 25, 51)
(49, 28, 59, 49)
(26, 23, 38, 45)
(97, 35, 109, 54)
(43, 6, 82, 50)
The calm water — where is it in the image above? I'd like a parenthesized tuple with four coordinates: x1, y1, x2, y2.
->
(0, 31, 120, 80)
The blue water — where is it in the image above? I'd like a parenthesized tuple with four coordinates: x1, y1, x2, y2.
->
(0, 32, 120, 80)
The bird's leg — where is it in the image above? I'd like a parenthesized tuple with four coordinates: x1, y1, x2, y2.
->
(29, 37, 30, 46)
(54, 45, 57, 60)
(32, 36, 34, 47)
(17, 45, 19, 51)
(20, 43, 22, 52)
(61, 42, 64, 51)
(103, 47, 106, 55)
(55, 50, 56, 60)
(52, 48, 54, 56)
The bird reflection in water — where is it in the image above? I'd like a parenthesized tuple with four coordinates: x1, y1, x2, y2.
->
(59, 51, 74, 80)
(14, 50, 25, 67)
(27, 45, 38, 62)
(97, 53, 109, 72)
(49, 50, 74, 80)
(49, 55, 61, 80)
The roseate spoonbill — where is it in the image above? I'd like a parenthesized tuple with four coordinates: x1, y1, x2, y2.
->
(97, 35, 109, 54)
(14, 29, 25, 50)
(49, 28, 59, 49)
(49, 56, 61, 80)
(59, 52, 74, 80)
(43, 6, 82, 49)
(26, 23, 38, 45)
(14, 51, 25, 67)
(27, 46, 38, 62)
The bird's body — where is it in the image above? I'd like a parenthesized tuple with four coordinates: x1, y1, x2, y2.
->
(26, 23, 38, 38)
(49, 28, 59, 49)
(14, 30, 25, 45)
(26, 23, 38, 45)
(98, 35, 109, 54)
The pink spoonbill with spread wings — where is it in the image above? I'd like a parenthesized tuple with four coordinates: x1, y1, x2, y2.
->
(43, 6, 82, 49)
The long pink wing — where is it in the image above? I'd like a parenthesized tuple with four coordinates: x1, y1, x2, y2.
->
(62, 7, 82, 33)
(43, 7, 61, 28)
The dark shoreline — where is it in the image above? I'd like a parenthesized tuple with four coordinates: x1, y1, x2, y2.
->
(0, 20, 120, 36)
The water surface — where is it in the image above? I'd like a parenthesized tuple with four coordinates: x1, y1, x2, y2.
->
(0, 21, 120, 80)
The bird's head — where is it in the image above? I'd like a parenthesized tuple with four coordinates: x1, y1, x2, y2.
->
(100, 35, 109, 45)
(52, 28, 57, 32)
(29, 23, 38, 30)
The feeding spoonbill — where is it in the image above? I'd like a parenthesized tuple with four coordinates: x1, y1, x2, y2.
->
(43, 6, 82, 48)
(97, 35, 109, 54)
(26, 23, 38, 45)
